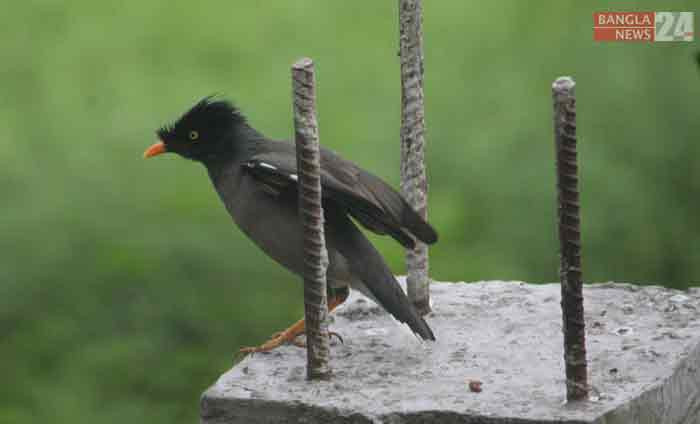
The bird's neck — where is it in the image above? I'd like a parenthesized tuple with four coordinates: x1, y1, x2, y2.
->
(201, 123, 265, 183)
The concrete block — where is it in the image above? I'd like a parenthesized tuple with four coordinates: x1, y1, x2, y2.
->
(201, 280, 700, 423)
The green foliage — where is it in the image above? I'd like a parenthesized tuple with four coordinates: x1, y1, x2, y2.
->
(1, 1, 698, 423)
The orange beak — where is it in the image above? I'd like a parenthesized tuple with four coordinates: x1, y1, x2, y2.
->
(143, 141, 167, 158)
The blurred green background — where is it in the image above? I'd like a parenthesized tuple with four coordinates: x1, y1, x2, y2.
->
(1, 1, 698, 423)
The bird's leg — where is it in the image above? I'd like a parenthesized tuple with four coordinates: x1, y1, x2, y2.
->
(239, 288, 349, 354)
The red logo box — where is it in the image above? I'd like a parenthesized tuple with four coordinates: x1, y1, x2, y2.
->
(594, 12, 655, 42)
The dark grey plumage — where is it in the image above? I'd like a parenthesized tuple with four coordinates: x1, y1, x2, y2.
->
(151, 98, 437, 341)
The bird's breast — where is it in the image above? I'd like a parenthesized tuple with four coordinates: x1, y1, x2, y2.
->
(213, 169, 306, 274)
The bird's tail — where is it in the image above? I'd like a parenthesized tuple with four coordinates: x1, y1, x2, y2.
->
(335, 215, 435, 341)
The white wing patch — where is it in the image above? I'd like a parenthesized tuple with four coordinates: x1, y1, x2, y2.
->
(243, 160, 299, 190)
(258, 162, 277, 171)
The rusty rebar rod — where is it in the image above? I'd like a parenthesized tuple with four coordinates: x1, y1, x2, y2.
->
(398, 0, 431, 315)
(292, 57, 331, 380)
(553, 76, 588, 401)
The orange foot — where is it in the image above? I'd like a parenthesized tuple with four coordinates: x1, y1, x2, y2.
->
(239, 291, 348, 354)
(239, 317, 306, 354)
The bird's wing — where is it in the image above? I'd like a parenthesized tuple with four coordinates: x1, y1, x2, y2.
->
(242, 146, 437, 249)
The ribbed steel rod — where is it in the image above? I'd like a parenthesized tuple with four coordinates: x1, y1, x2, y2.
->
(553, 76, 588, 401)
(292, 57, 331, 380)
(399, 0, 431, 315)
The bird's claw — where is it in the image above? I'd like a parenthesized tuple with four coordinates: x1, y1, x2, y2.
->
(238, 333, 292, 355)
(289, 331, 344, 348)
(238, 346, 262, 355)
(237, 328, 343, 355)
(329, 331, 344, 344)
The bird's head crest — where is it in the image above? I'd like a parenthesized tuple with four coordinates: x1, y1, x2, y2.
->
(146, 96, 246, 161)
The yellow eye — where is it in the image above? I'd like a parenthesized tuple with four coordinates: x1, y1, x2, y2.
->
(188, 130, 199, 141)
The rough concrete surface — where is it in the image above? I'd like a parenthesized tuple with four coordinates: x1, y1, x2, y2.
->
(201, 280, 700, 423)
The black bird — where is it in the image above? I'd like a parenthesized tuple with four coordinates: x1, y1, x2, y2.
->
(144, 97, 437, 352)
